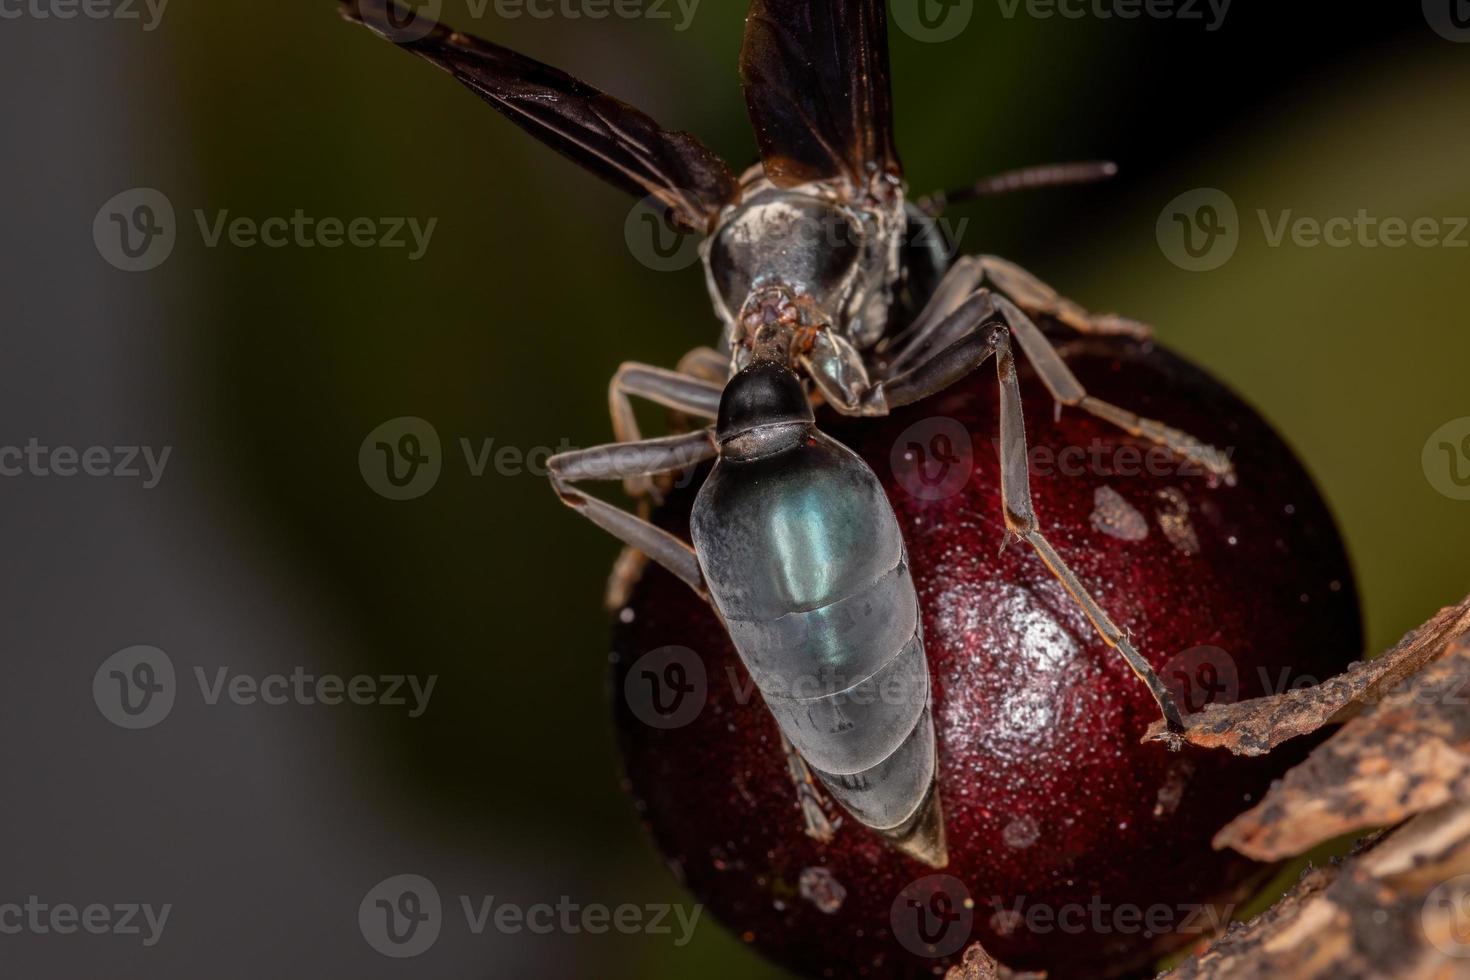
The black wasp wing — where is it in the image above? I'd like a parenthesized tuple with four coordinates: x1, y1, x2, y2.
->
(739, 0, 902, 192)
(341, 0, 739, 232)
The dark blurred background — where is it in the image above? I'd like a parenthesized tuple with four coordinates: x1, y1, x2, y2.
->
(2, 1, 1468, 977)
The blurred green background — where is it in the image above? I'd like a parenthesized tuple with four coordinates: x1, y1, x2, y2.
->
(15, 1, 1469, 977)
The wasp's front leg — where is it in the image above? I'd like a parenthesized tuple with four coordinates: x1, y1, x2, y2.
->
(549, 430, 718, 599)
(601, 358, 725, 606)
(884, 254, 1150, 377)
(871, 291, 1236, 484)
(607, 362, 723, 498)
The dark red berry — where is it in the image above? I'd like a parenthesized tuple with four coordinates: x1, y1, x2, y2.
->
(611, 336, 1361, 978)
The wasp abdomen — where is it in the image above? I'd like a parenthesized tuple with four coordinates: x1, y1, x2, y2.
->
(692, 374, 938, 843)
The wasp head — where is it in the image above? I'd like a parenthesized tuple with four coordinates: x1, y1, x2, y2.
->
(704, 180, 903, 354)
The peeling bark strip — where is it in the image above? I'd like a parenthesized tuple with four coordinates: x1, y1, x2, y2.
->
(1165, 803, 1470, 979)
(1145, 594, 1470, 755)
(1215, 635, 1470, 860)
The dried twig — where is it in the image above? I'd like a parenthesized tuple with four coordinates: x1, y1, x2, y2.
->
(1215, 635, 1470, 860)
(1156, 594, 1470, 976)
(1165, 802, 1470, 978)
(1145, 595, 1470, 755)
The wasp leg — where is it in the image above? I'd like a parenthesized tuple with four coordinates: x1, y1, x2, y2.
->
(780, 732, 838, 844)
(675, 345, 732, 384)
(873, 288, 1234, 484)
(987, 329, 1188, 747)
(884, 254, 1149, 377)
(548, 430, 717, 601)
(990, 295, 1235, 484)
(608, 363, 723, 498)
(604, 358, 725, 606)
(809, 318, 1191, 742)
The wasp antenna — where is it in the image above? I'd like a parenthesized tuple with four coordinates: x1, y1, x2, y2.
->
(920, 160, 1120, 215)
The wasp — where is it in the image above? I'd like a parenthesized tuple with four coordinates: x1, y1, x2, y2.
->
(342, 0, 1235, 868)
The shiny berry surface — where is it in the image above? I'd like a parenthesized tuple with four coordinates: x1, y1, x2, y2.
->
(611, 336, 1361, 978)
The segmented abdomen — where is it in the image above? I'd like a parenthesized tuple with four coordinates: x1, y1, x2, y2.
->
(691, 430, 936, 833)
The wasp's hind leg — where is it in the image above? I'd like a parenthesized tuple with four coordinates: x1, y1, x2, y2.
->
(780, 732, 838, 844)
